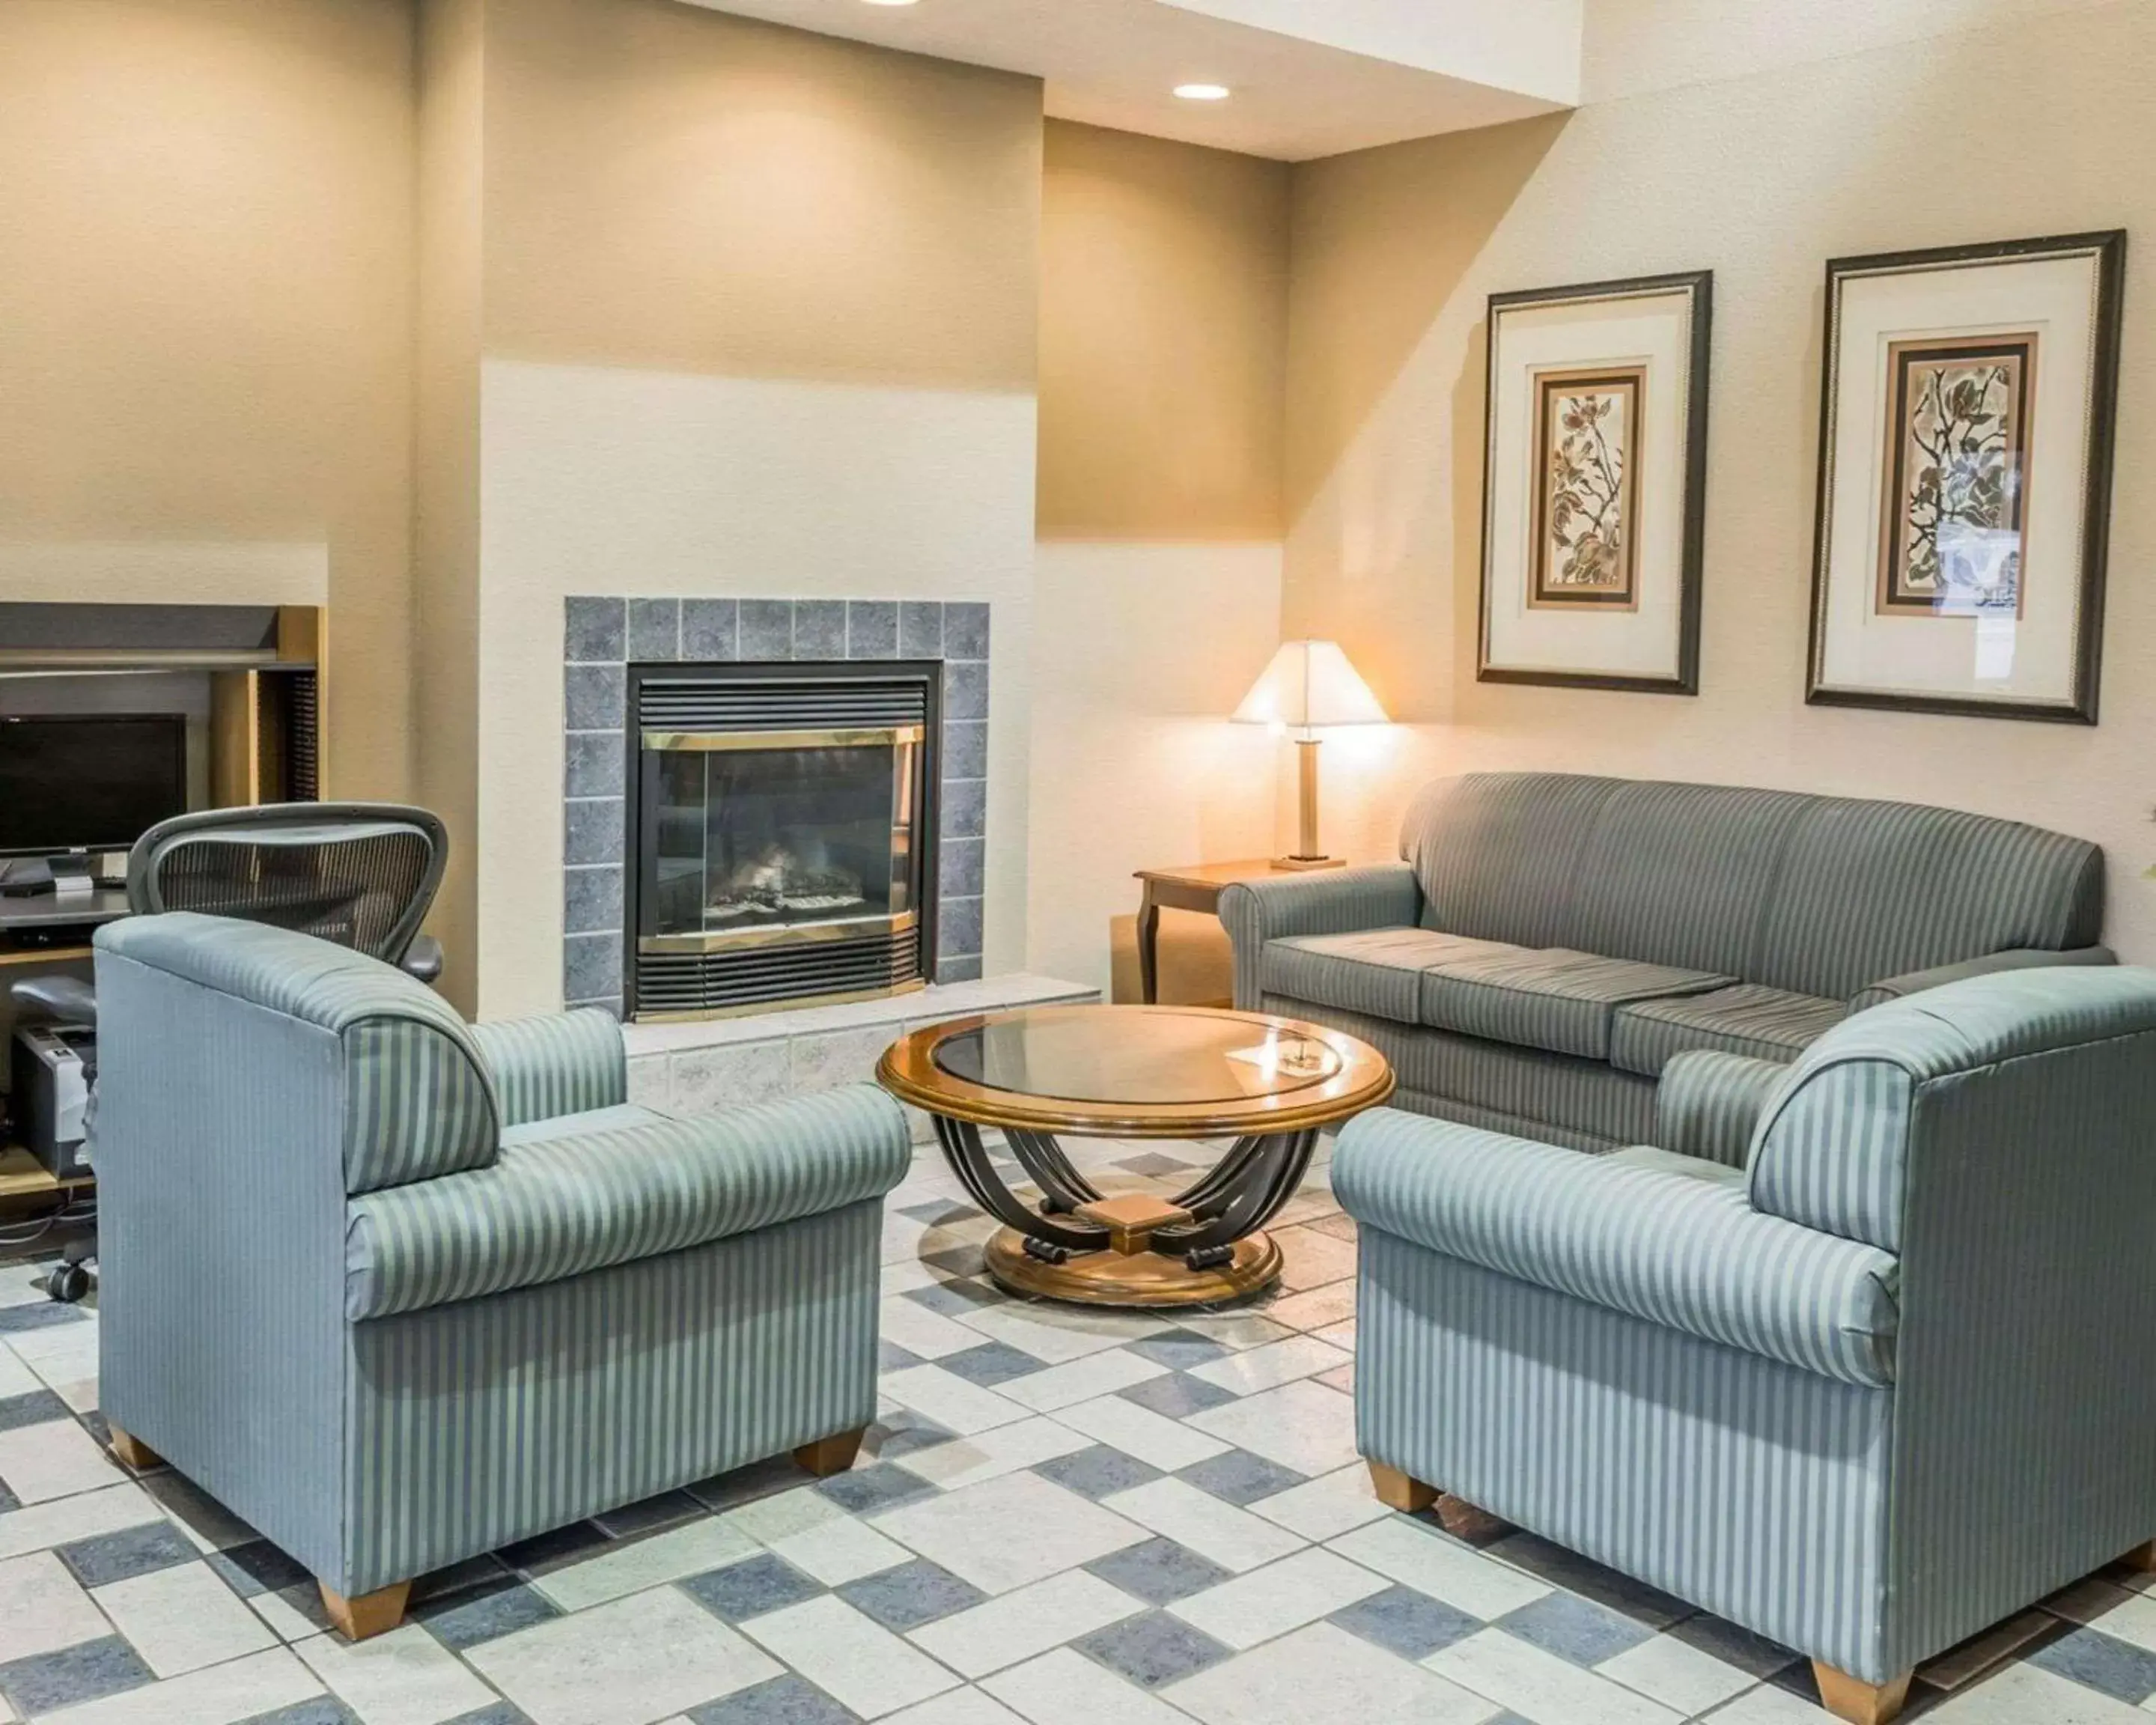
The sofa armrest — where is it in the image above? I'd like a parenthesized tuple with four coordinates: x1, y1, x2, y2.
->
(1334, 1107, 1898, 1388)
(468, 1008, 627, 1128)
(1218, 865, 1423, 1011)
(1657, 1050, 1793, 1168)
(1848, 945, 2115, 1014)
(346, 1083, 910, 1319)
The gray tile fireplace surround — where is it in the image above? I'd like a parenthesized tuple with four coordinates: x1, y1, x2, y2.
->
(563, 594, 990, 1017)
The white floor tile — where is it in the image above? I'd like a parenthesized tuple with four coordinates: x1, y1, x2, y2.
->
(0, 1484, 158, 1562)
(1931, 1661, 2152, 1722)
(2058, 1581, 2156, 1654)
(765, 1512, 912, 1586)
(1165, 1621, 1496, 1725)
(880, 1365, 1032, 1437)
(1271, 1226, 1358, 1292)
(531, 1515, 761, 1611)
(993, 1351, 1168, 1414)
(1169, 1548, 1387, 1650)
(870, 1473, 1145, 1595)
(0, 1551, 109, 1663)
(1426, 1628, 1682, 1725)
(136, 1472, 257, 1554)
(38, 1646, 323, 1725)
(249, 1586, 327, 1643)
(722, 1483, 847, 1545)
(1696, 1686, 1833, 1723)
(1246, 1465, 1388, 1543)
(1327, 1519, 1550, 1619)
(910, 1569, 1143, 1679)
(1188, 1336, 1350, 1397)
(49, 1376, 99, 1417)
(883, 1691, 1029, 1725)
(740, 1595, 960, 1721)
(1595, 1631, 1756, 1715)
(92, 1562, 278, 1676)
(466, 1588, 780, 1725)
(893, 1418, 1093, 1491)
(296, 1622, 500, 1725)
(0, 1420, 125, 1504)
(980, 1646, 1195, 1725)
(7, 1323, 101, 1387)
(881, 1298, 988, 1362)
(1054, 1396, 1230, 1473)
(1260, 1284, 1356, 1334)
(1101, 1479, 1305, 1575)
(879, 1261, 956, 1297)
(1170, 1312, 1300, 1353)
(0, 1347, 43, 1402)
(1187, 1380, 1359, 1476)
(952, 1303, 1169, 1365)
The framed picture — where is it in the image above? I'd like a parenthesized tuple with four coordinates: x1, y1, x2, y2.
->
(1479, 271, 1711, 693)
(1807, 231, 2125, 723)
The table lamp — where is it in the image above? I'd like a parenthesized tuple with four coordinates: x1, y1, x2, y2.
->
(1231, 639, 1388, 870)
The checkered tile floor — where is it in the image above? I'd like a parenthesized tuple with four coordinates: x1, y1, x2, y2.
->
(0, 1135, 2149, 1724)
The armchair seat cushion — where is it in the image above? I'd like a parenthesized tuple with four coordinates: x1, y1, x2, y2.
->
(345, 1085, 910, 1321)
(1610, 983, 1846, 1076)
(1263, 928, 1524, 1025)
(1417, 949, 1732, 1061)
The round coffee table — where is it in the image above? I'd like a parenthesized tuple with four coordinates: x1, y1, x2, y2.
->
(877, 1005, 1393, 1307)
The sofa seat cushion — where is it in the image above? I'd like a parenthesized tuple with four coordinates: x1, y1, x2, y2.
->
(1417, 949, 1733, 1061)
(1610, 984, 1847, 1077)
(1263, 928, 1525, 1025)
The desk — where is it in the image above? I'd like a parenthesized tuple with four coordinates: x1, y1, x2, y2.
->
(0, 886, 129, 943)
(1132, 859, 1344, 1006)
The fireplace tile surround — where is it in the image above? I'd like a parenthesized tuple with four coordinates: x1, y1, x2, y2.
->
(563, 595, 990, 1017)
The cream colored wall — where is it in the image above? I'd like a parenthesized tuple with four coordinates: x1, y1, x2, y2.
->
(0, 0, 415, 803)
(471, 0, 1044, 1016)
(1283, 0, 2156, 952)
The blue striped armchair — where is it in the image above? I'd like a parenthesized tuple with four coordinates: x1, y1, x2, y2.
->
(91, 913, 910, 1640)
(1335, 965, 2156, 1725)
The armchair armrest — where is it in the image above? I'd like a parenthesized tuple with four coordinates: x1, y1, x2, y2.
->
(468, 1008, 626, 1128)
(1848, 945, 2114, 1013)
(1656, 1050, 1794, 1168)
(1334, 1107, 1898, 1388)
(346, 1083, 910, 1319)
(1218, 864, 1423, 1011)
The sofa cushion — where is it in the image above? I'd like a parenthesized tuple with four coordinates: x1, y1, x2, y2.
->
(1610, 983, 1846, 1077)
(1263, 928, 1524, 1026)
(1418, 948, 1732, 1061)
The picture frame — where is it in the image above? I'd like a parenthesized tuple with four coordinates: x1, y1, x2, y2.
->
(1806, 231, 2126, 724)
(1478, 270, 1712, 694)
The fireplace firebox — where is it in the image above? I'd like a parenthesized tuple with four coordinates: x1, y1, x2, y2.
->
(624, 661, 940, 1020)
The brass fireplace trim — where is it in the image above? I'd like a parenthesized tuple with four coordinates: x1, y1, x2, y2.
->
(636, 977, 926, 1024)
(639, 908, 920, 955)
(641, 725, 924, 752)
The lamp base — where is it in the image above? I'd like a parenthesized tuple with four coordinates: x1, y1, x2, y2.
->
(1269, 855, 1348, 872)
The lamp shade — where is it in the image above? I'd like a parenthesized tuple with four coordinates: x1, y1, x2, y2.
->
(1231, 640, 1388, 730)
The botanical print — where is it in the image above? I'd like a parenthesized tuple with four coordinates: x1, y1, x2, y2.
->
(1530, 366, 1644, 610)
(1876, 333, 2036, 617)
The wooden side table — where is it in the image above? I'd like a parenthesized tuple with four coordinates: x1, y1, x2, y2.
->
(1132, 858, 1344, 1006)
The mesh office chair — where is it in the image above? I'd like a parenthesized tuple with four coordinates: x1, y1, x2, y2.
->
(10, 803, 449, 1298)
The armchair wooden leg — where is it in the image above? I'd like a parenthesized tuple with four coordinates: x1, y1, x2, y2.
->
(2122, 1539, 2156, 1571)
(1812, 1662, 1912, 1725)
(1365, 1458, 1437, 1514)
(106, 1426, 162, 1471)
(793, 1426, 868, 1478)
(319, 1580, 412, 1642)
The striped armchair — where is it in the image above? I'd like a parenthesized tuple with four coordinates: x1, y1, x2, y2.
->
(1336, 965, 2156, 1725)
(91, 913, 910, 1640)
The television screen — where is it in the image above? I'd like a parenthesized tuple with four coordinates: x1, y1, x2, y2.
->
(0, 715, 188, 855)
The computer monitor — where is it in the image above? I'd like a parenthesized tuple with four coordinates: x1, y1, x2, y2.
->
(0, 714, 189, 857)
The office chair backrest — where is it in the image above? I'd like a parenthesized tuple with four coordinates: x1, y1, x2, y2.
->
(128, 803, 448, 968)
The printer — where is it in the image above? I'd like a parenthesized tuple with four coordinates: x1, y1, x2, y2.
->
(10, 1024, 91, 1178)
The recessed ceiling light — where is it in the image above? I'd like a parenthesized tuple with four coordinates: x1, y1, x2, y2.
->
(860, 0, 919, 7)
(1174, 83, 1231, 101)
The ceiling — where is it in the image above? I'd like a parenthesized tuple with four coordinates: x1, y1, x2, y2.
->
(674, 0, 1580, 160)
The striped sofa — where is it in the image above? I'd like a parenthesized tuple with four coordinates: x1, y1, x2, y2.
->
(1335, 964, 2156, 1724)
(91, 913, 910, 1640)
(1221, 771, 2110, 1151)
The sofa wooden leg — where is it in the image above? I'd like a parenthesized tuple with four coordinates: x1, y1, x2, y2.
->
(1365, 1459, 1437, 1514)
(319, 1580, 412, 1642)
(106, 1426, 162, 1471)
(1812, 1661, 1912, 1725)
(793, 1426, 868, 1477)
(2122, 1539, 2156, 1571)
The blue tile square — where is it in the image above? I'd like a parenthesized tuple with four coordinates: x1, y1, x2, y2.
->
(564, 662, 625, 731)
(1127, 1331, 1232, 1372)
(56, 1521, 196, 1588)
(207, 1538, 313, 1598)
(564, 797, 624, 867)
(0, 1637, 154, 1715)
(414, 1579, 562, 1651)
(566, 596, 624, 662)
(1667, 1612, 1801, 1678)
(740, 600, 794, 660)
(940, 1342, 1043, 1389)
(1084, 1537, 1233, 1606)
(1487, 1533, 1692, 1627)
(1331, 1584, 1482, 1659)
(680, 1554, 826, 1622)
(944, 602, 990, 661)
(794, 600, 847, 660)
(0, 1306, 86, 1336)
(939, 838, 984, 901)
(685, 1455, 804, 1515)
(0, 1389, 73, 1428)
(444, 1706, 532, 1725)
(878, 1341, 924, 1374)
(939, 897, 983, 960)
(594, 1490, 702, 1538)
(564, 731, 625, 798)
(901, 1277, 1002, 1319)
(246, 1700, 365, 1725)
(563, 934, 622, 1006)
(1074, 1610, 1232, 1689)
(940, 722, 987, 781)
(691, 1674, 859, 1724)
(683, 598, 740, 661)
(865, 1411, 953, 1461)
(899, 601, 944, 658)
(934, 954, 984, 986)
(627, 597, 681, 660)
(944, 660, 987, 721)
(1120, 1374, 1239, 1421)
(564, 866, 624, 936)
(845, 602, 898, 660)
(1176, 1449, 1306, 1504)
(1495, 1591, 1655, 1667)
(941, 779, 986, 841)
(2028, 1625, 2156, 1703)
(1034, 1446, 1164, 1500)
(499, 1520, 611, 1574)
(898, 1199, 984, 1226)
(812, 1463, 936, 1516)
(837, 1557, 986, 1631)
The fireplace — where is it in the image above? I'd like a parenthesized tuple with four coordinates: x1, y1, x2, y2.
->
(624, 661, 940, 1020)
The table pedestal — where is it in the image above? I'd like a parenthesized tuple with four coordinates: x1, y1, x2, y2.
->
(981, 1227, 1280, 1307)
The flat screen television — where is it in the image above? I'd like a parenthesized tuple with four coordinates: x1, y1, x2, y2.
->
(0, 714, 188, 856)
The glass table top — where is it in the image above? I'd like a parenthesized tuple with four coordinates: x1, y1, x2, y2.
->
(931, 1008, 1346, 1107)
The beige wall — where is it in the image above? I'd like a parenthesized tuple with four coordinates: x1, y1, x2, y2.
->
(0, 0, 416, 804)
(1282, 0, 2156, 957)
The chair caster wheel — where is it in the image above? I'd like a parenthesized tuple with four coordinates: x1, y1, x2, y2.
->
(42, 1260, 91, 1304)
